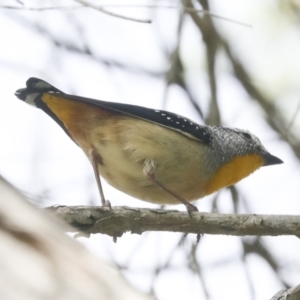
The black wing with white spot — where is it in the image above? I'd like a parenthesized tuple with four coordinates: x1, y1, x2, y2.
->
(86, 99, 212, 145)
(16, 77, 213, 145)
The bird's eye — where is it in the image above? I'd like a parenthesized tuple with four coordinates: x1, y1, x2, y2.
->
(241, 132, 252, 140)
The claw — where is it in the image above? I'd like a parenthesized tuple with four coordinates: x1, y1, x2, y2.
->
(186, 202, 198, 218)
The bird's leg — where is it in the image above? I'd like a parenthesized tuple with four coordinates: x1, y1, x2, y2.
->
(143, 159, 198, 216)
(88, 148, 111, 209)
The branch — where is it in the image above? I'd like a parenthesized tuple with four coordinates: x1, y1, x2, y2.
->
(270, 284, 300, 300)
(48, 206, 300, 238)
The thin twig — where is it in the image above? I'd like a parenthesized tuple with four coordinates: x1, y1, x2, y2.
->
(0, 5, 81, 10)
(1, 3, 250, 27)
(100, 5, 251, 27)
(74, 0, 151, 23)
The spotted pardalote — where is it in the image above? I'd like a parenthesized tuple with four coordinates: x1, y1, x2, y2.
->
(15, 78, 283, 213)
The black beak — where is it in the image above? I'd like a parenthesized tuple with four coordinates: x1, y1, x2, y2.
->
(15, 88, 27, 101)
(263, 153, 283, 166)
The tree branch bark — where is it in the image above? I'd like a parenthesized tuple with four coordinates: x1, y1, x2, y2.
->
(48, 206, 300, 238)
(0, 177, 152, 300)
(270, 284, 300, 300)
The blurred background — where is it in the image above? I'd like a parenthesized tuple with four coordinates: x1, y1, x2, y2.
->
(1, 0, 300, 299)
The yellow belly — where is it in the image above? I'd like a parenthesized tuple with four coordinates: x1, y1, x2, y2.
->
(89, 117, 210, 204)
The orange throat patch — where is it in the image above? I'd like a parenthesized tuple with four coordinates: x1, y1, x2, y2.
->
(205, 154, 264, 196)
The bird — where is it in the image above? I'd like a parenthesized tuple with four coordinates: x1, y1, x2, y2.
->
(15, 77, 283, 213)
